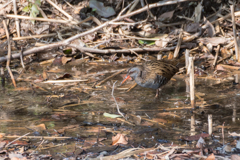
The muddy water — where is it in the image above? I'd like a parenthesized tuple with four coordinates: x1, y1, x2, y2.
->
(0, 63, 240, 157)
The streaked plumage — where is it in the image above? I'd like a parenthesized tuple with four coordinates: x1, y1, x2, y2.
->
(121, 59, 181, 97)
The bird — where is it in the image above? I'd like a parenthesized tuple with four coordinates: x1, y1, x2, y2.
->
(121, 58, 182, 97)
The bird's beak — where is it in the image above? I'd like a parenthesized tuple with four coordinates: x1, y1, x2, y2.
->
(121, 75, 131, 85)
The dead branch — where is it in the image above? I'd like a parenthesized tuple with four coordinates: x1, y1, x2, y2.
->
(1, 0, 192, 63)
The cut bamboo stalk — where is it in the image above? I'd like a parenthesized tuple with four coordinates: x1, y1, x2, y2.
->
(185, 49, 190, 70)
(208, 114, 212, 135)
(189, 57, 195, 108)
(233, 104, 236, 122)
(190, 114, 195, 135)
(231, 5, 240, 62)
(235, 74, 239, 84)
(185, 77, 190, 93)
(212, 45, 220, 67)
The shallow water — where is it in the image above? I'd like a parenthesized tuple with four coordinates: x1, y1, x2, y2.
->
(0, 62, 240, 158)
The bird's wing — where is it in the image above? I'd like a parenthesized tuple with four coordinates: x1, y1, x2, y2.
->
(143, 60, 179, 81)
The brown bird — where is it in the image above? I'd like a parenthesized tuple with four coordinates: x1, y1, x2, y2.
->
(121, 59, 182, 97)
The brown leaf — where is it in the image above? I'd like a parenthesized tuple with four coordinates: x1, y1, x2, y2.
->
(186, 23, 200, 33)
(216, 65, 226, 71)
(52, 57, 63, 66)
(197, 37, 229, 46)
(36, 124, 47, 131)
(152, 118, 167, 123)
(155, 37, 171, 47)
(0, 28, 5, 36)
(182, 133, 209, 141)
(202, 17, 215, 37)
(158, 10, 174, 22)
(231, 154, 240, 160)
(196, 137, 205, 148)
(0, 141, 6, 149)
(112, 134, 128, 145)
(140, 121, 154, 127)
(206, 153, 215, 160)
(56, 73, 72, 80)
(42, 70, 48, 80)
(0, 5, 12, 15)
(61, 56, 72, 65)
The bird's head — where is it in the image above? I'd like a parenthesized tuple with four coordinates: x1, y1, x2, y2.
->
(121, 66, 142, 85)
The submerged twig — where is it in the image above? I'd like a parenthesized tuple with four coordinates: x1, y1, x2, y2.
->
(5, 132, 31, 148)
(222, 122, 225, 145)
(3, 19, 17, 88)
(112, 81, 125, 119)
(96, 69, 126, 86)
(208, 114, 212, 135)
(126, 83, 138, 92)
(4, 135, 72, 139)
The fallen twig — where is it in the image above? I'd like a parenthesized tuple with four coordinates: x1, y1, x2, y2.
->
(3, 19, 17, 88)
(112, 81, 125, 119)
(96, 69, 126, 86)
(5, 132, 31, 148)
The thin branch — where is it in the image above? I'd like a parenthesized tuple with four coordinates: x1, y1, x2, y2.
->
(5, 132, 31, 148)
(12, 0, 20, 37)
(112, 81, 125, 119)
(46, 0, 73, 20)
(0, 45, 190, 63)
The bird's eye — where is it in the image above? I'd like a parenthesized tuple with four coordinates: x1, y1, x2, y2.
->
(129, 71, 134, 74)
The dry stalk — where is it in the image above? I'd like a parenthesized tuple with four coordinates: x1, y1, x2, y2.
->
(96, 69, 126, 86)
(0, 0, 13, 10)
(112, 81, 125, 119)
(2, 0, 190, 63)
(212, 10, 240, 24)
(6, 14, 78, 24)
(3, 20, 17, 88)
(46, 0, 73, 20)
(212, 45, 220, 67)
(173, 25, 183, 58)
(190, 114, 195, 135)
(126, 83, 138, 92)
(127, 0, 139, 14)
(5, 135, 71, 139)
(231, 5, 240, 62)
(222, 122, 225, 145)
(129, 49, 149, 61)
(20, 47, 25, 68)
(13, 0, 20, 37)
(189, 57, 195, 108)
(5, 132, 31, 148)
(208, 114, 212, 135)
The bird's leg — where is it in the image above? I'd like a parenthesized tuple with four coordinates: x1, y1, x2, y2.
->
(155, 89, 159, 98)
(155, 88, 162, 98)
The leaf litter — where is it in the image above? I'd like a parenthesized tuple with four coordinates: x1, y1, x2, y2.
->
(1, 0, 240, 159)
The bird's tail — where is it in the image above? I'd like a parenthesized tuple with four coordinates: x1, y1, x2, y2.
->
(160, 55, 185, 67)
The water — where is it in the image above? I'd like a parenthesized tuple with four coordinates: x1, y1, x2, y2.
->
(0, 62, 239, 158)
